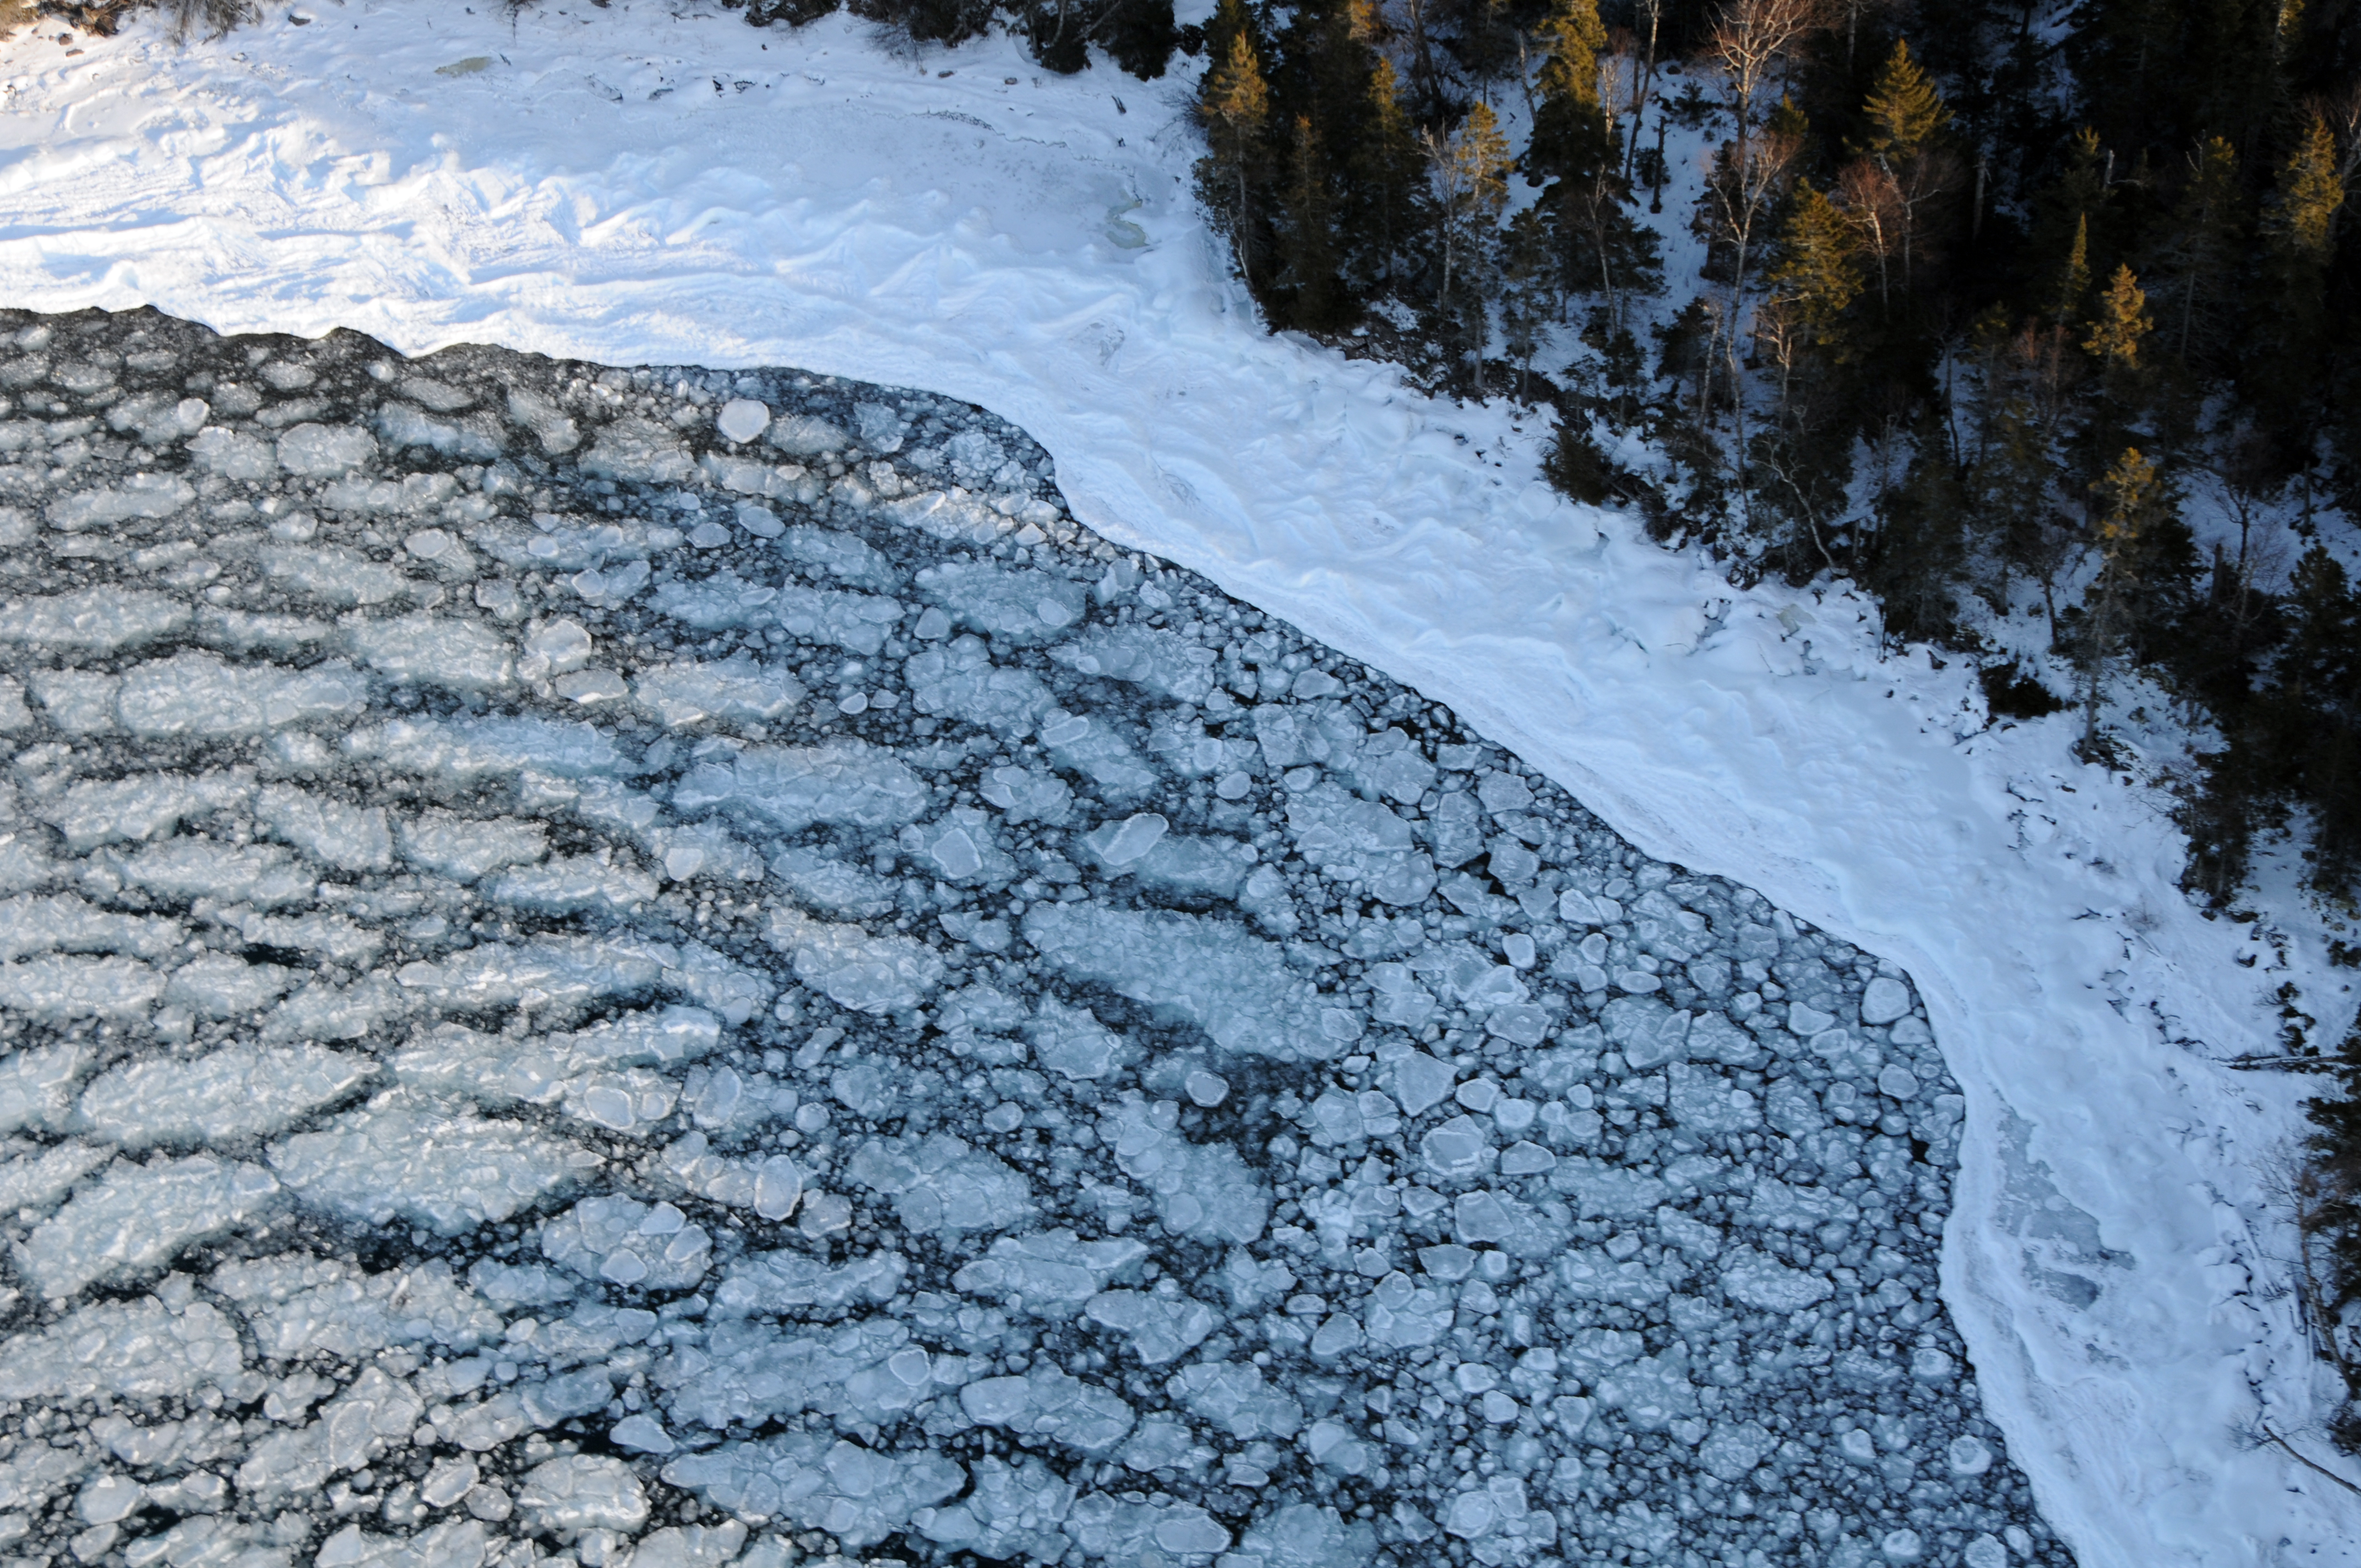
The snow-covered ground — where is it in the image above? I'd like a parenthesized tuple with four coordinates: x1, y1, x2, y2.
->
(0, 3, 2355, 1563)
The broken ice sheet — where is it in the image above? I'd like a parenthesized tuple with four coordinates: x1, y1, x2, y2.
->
(0, 306, 2067, 1568)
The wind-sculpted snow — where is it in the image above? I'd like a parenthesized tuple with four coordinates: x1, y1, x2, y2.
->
(0, 306, 2064, 1568)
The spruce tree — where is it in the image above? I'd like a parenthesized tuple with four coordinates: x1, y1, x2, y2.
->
(1197, 14, 1275, 288)
(2032, 128, 2113, 310)
(1277, 113, 1349, 329)
(1527, 0, 1611, 186)
(2252, 113, 2344, 456)
(1105, 0, 1178, 77)
(1769, 180, 1864, 361)
(1854, 39, 1951, 167)
(2079, 444, 2163, 756)
(1971, 395, 2065, 621)
(2271, 543, 2361, 891)
(2265, 113, 2343, 275)
(1351, 58, 1424, 290)
(2054, 212, 2093, 329)
(2154, 135, 2244, 369)
(1426, 103, 1514, 390)
(2083, 264, 2152, 379)
(1847, 37, 1955, 291)
(1499, 206, 1559, 400)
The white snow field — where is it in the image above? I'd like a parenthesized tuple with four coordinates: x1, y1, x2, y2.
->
(0, 6, 2353, 1566)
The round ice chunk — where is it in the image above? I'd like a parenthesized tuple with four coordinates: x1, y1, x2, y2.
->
(1881, 1529, 1925, 1562)
(1862, 974, 1912, 1024)
(1878, 1065, 1922, 1101)
(716, 399, 771, 444)
(1947, 1435, 1994, 1476)
(1186, 1070, 1230, 1107)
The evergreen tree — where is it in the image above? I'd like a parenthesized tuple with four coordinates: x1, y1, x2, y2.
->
(1350, 58, 1424, 288)
(2032, 129, 2114, 315)
(1196, 11, 1275, 288)
(1854, 39, 1951, 166)
(1970, 395, 2068, 622)
(1847, 38, 1956, 291)
(1499, 206, 1560, 400)
(1200, 0, 1254, 74)
(2083, 263, 2153, 401)
(1527, 0, 1611, 186)
(1425, 103, 1514, 390)
(2271, 543, 2361, 890)
(1277, 113, 1350, 329)
(2266, 112, 2343, 263)
(1522, 0, 1656, 323)
(1769, 180, 1865, 360)
(2079, 445, 2163, 755)
(2055, 213, 2093, 328)
(1104, 0, 1178, 77)
(2251, 113, 2344, 456)
(1861, 410, 1970, 641)
(2151, 135, 2245, 369)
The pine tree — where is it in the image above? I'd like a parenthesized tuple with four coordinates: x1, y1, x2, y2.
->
(2033, 128, 2112, 313)
(1426, 102, 1513, 390)
(2079, 444, 2163, 756)
(1277, 113, 1349, 329)
(1351, 57, 1424, 288)
(1768, 179, 1864, 360)
(2251, 113, 2345, 450)
(1196, 16, 1275, 288)
(1527, 0, 1611, 186)
(1105, 0, 1178, 77)
(1970, 395, 2065, 620)
(2054, 212, 2092, 329)
(1498, 205, 1559, 400)
(2083, 263, 2151, 371)
(2266, 112, 2344, 266)
(2271, 543, 2361, 890)
(1854, 39, 1951, 167)
(2154, 135, 2244, 368)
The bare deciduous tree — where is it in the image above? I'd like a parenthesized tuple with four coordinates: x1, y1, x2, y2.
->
(1836, 160, 1902, 307)
(1708, 0, 1823, 176)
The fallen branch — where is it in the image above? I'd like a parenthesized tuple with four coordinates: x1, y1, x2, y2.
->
(2258, 1424, 2361, 1498)
(2216, 1053, 2346, 1074)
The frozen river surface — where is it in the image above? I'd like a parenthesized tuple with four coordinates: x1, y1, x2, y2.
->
(0, 307, 2065, 1568)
